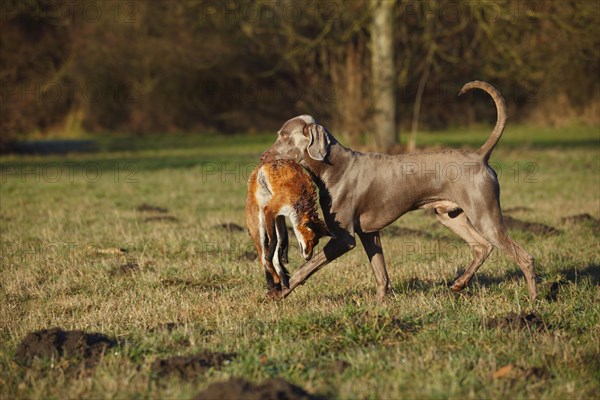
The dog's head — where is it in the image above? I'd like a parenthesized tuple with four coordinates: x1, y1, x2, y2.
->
(261, 115, 332, 164)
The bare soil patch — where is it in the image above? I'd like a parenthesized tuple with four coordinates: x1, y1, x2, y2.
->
(195, 377, 322, 400)
(15, 328, 117, 371)
(151, 351, 236, 379)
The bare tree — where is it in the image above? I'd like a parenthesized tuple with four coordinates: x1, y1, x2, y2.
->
(3, 0, 597, 143)
(370, 0, 397, 151)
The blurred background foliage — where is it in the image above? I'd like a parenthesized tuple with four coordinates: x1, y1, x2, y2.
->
(1, 0, 598, 149)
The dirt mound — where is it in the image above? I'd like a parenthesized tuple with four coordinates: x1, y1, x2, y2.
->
(561, 213, 598, 224)
(137, 203, 169, 213)
(214, 222, 245, 232)
(503, 216, 560, 236)
(161, 278, 207, 290)
(382, 226, 437, 239)
(15, 327, 117, 370)
(148, 322, 185, 333)
(561, 213, 600, 233)
(352, 310, 421, 336)
(110, 262, 139, 276)
(331, 359, 351, 374)
(195, 377, 321, 400)
(144, 215, 179, 222)
(151, 351, 236, 379)
(486, 312, 548, 331)
(160, 276, 240, 291)
(239, 250, 258, 261)
(137, 203, 177, 222)
(504, 206, 533, 213)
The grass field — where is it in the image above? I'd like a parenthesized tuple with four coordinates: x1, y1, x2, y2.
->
(1, 125, 599, 399)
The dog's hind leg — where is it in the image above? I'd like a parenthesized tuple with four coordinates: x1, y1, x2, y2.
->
(435, 209, 493, 292)
(464, 201, 538, 300)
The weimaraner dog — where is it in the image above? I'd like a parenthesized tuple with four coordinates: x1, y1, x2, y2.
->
(260, 81, 537, 301)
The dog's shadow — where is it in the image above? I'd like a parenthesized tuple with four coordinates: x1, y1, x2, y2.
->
(554, 263, 600, 285)
(393, 269, 523, 294)
(393, 263, 600, 294)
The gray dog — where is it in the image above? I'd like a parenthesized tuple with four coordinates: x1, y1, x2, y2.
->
(260, 81, 537, 301)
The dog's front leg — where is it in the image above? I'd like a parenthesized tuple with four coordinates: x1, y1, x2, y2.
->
(358, 231, 390, 300)
(273, 237, 355, 300)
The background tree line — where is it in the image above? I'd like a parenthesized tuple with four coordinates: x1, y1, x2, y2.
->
(1, 0, 598, 151)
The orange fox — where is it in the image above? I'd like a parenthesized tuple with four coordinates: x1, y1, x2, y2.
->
(246, 159, 330, 290)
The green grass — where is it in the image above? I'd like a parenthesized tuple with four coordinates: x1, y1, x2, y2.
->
(1, 125, 599, 399)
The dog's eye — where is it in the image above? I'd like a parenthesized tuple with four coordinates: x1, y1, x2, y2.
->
(280, 132, 288, 139)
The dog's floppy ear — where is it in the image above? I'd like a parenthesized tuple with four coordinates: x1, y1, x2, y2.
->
(303, 123, 330, 161)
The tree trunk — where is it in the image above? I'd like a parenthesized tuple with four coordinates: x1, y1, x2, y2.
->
(330, 38, 369, 147)
(408, 45, 435, 153)
(371, 0, 397, 152)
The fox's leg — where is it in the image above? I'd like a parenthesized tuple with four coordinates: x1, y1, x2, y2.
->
(276, 215, 289, 264)
(264, 209, 288, 288)
(274, 215, 290, 288)
(259, 207, 280, 289)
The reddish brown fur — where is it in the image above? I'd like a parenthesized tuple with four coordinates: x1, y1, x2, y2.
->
(246, 159, 329, 290)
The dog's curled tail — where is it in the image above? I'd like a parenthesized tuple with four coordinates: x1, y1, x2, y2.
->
(459, 80, 507, 162)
